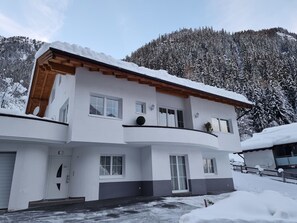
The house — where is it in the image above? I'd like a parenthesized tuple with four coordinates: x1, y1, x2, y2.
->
(241, 123, 297, 171)
(0, 42, 252, 211)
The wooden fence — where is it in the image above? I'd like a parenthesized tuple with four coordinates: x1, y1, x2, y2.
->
(232, 164, 297, 182)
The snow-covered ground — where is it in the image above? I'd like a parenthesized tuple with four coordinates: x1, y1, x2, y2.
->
(1, 171, 297, 222)
(180, 171, 297, 223)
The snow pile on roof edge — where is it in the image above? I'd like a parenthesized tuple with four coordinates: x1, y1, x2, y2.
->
(36, 41, 253, 105)
(241, 123, 297, 150)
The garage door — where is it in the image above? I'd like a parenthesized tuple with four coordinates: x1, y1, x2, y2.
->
(0, 153, 16, 209)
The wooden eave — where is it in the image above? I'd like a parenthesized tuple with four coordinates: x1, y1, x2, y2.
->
(26, 48, 252, 117)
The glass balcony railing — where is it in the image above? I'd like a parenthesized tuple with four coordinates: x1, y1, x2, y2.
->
(275, 156, 297, 166)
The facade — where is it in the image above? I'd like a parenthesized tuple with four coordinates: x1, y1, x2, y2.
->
(241, 123, 297, 171)
(0, 42, 252, 211)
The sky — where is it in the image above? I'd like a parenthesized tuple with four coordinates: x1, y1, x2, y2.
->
(1, 0, 297, 59)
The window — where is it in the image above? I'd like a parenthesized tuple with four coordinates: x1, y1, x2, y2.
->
(106, 98, 119, 117)
(158, 107, 184, 128)
(90, 95, 122, 118)
(203, 158, 216, 174)
(59, 100, 69, 123)
(211, 118, 231, 133)
(100, 155, 123, 176)
(136, 102, 146, 114)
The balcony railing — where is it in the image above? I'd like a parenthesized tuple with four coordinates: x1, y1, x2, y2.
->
(123, 125, 219, 149)
(275, 156, 297, 166)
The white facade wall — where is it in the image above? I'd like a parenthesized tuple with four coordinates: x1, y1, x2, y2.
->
(69, 146, 142, 201)
(150, 146, 232, 181)
(189, 96, 241, 152)
(69, 68, 157, 143)
(0, 116, 68, 143)
(156, 92, 185, 115)
(41, 68, 241, 154)
(244, 150, 276, 169)
(141, 147, 153, 181)
(0, 143, 49, 211)
(201, 151, 233, 179)
(45, 74, 76, 123)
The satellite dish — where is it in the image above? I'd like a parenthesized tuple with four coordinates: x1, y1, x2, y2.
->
(33, 106, 40, 116)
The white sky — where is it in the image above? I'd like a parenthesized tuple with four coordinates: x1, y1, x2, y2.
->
(1, 0, 297, 59)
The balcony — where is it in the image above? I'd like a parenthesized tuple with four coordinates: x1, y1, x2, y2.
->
(275, 156, 297, 167)
(123, 125, 219, 149)
(0, 113, 68, 143)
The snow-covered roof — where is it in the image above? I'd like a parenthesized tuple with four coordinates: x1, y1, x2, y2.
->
(36, 41, 253, 106)
(241, 123, 297, 151)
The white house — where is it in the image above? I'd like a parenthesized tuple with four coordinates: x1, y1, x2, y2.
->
(241, 123, 297, 171)
(0, 42, 252, 211)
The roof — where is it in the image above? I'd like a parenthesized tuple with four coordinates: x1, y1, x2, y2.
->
(26, 41, 253, 116)
(241, 123, 297, 151)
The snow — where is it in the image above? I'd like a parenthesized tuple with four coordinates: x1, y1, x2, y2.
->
(20, 53, 28, 61)
(241, 123, 297, 150)
(233, 171, 297, 198)
(36, 42, 253, 106)
(277, 32, 296, 41)
(180, 171, 297, 223)
(180, 190, 297, 223)
(0, 107, 54, 121)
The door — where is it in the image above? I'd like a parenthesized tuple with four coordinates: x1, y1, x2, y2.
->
(46, 156, 71, 199)
(170, 155, 188, 193)
(0, 152, 16, 209)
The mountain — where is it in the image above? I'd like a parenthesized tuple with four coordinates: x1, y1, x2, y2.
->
(1, 29, 297, 138)
(125, 27, 297, 139)
(0, 36, 43, 110)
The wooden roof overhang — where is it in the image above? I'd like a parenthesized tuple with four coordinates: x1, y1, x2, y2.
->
(26, 48, 252, 117)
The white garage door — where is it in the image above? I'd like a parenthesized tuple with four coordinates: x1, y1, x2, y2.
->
(0, 153, 16, 209)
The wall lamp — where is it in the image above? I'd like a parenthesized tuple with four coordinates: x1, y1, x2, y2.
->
(194, 112, 200, 118)
(150, 104, 155, 111)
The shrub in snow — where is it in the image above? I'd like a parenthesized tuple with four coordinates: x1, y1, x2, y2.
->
(255, 165, 264, 176)
(278, 168, 284, 173)
(204, 122, 213, 132)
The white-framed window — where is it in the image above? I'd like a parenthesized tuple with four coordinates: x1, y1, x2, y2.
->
(203, 158, 216, 174)
(89, 94, 122, 118)
(158, 107, 184, 128)
(136, 101, 146, 114)
(211, 118, 232, 133)
(59, 99, 69, 123)
(100, 155, 124, 176)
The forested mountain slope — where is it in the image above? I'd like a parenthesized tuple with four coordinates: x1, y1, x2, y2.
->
(0, 36, 43, 110)
(125, 28, 297, 138)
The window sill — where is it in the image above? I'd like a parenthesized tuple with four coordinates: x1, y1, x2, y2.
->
(212, 131, 233, 135)
(204, 173, 217, 176)
(99, 175, 124, 180)
(172, 190, 189, 194)
(88, 114, 122, 121)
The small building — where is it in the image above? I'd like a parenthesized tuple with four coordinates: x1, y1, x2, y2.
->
(0, 42, 252, 211)
(241, 123, 297, 171)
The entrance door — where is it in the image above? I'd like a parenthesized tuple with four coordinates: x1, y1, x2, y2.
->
(46, 156, 71, 199)
(170, 155, 188, 193)
(0, 153, 16, 209)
